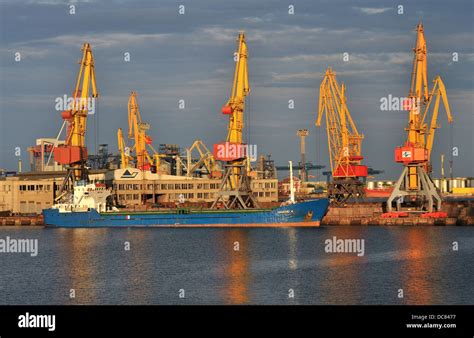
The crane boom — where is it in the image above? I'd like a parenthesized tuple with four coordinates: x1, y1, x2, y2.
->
(117, 128, 131, 169)
(424, 76, 453, 160)
(223, 32, 249, 145)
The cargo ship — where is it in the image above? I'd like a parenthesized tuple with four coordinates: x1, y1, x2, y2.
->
(43, 182, 329, 228)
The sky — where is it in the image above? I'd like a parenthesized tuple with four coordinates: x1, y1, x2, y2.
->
(0, 0, 473, 180)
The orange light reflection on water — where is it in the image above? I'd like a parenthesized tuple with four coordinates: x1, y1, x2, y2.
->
(220, 229, 250, 304)
(396, 228, 435, 304)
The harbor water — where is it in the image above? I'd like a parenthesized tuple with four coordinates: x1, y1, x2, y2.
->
(0, 226, 473, 305)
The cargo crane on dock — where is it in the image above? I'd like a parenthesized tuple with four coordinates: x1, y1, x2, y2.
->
(53, 43, 98, 193)
(211, 32, 258, 209)
(387, 23, 453, 214)
(118, 91, 161, 172)
(316, 67, 368, 205)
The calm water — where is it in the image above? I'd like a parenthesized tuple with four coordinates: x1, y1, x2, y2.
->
(0, 226, 473, 305)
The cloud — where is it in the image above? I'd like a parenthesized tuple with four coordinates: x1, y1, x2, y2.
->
(270, 68, 397, 82)
(25, 32, 169, 49)
(354, 7, 392, 15)
(1, 46, 51, 59)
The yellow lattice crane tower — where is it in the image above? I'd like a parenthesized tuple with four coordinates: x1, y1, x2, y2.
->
(387, 23, 453, 214)
(53, 43, 98, 183)
(211, 32, 258, 209)
(316, 67, 368, 205)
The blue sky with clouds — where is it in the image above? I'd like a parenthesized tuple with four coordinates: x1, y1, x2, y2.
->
(0, 0, 473, 179)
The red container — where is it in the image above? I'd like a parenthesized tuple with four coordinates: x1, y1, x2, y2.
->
(53, 146, 87, 165)
(394, 145, 427, 164)
(333, 164, 368, 178)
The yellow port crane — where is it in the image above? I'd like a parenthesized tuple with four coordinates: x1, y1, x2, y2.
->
(53, 43, 98, 182)
(119, 91, 161, 172)
(316, 67, 368, 204)
(387, 23, 453, 213)
(211, 32, 258, 209)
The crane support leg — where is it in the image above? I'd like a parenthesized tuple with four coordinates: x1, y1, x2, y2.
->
(328, 178, 365, 206)
(211, 164, 259, 209)
(387, 164, 441, 213)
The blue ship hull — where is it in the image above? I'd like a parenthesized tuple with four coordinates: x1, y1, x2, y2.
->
(43, 199, 329, 228)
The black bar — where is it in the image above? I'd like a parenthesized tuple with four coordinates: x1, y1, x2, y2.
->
(0, 305, 472, 337)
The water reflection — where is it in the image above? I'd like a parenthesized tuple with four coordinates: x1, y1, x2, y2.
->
(318, 227, 368, 304)
(288, 228, 298, 270)
(396, 228, 439, 304)
(219, 229, 250, 304)
(120, 229, 153, 304)
(58, 228, 104, 302)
